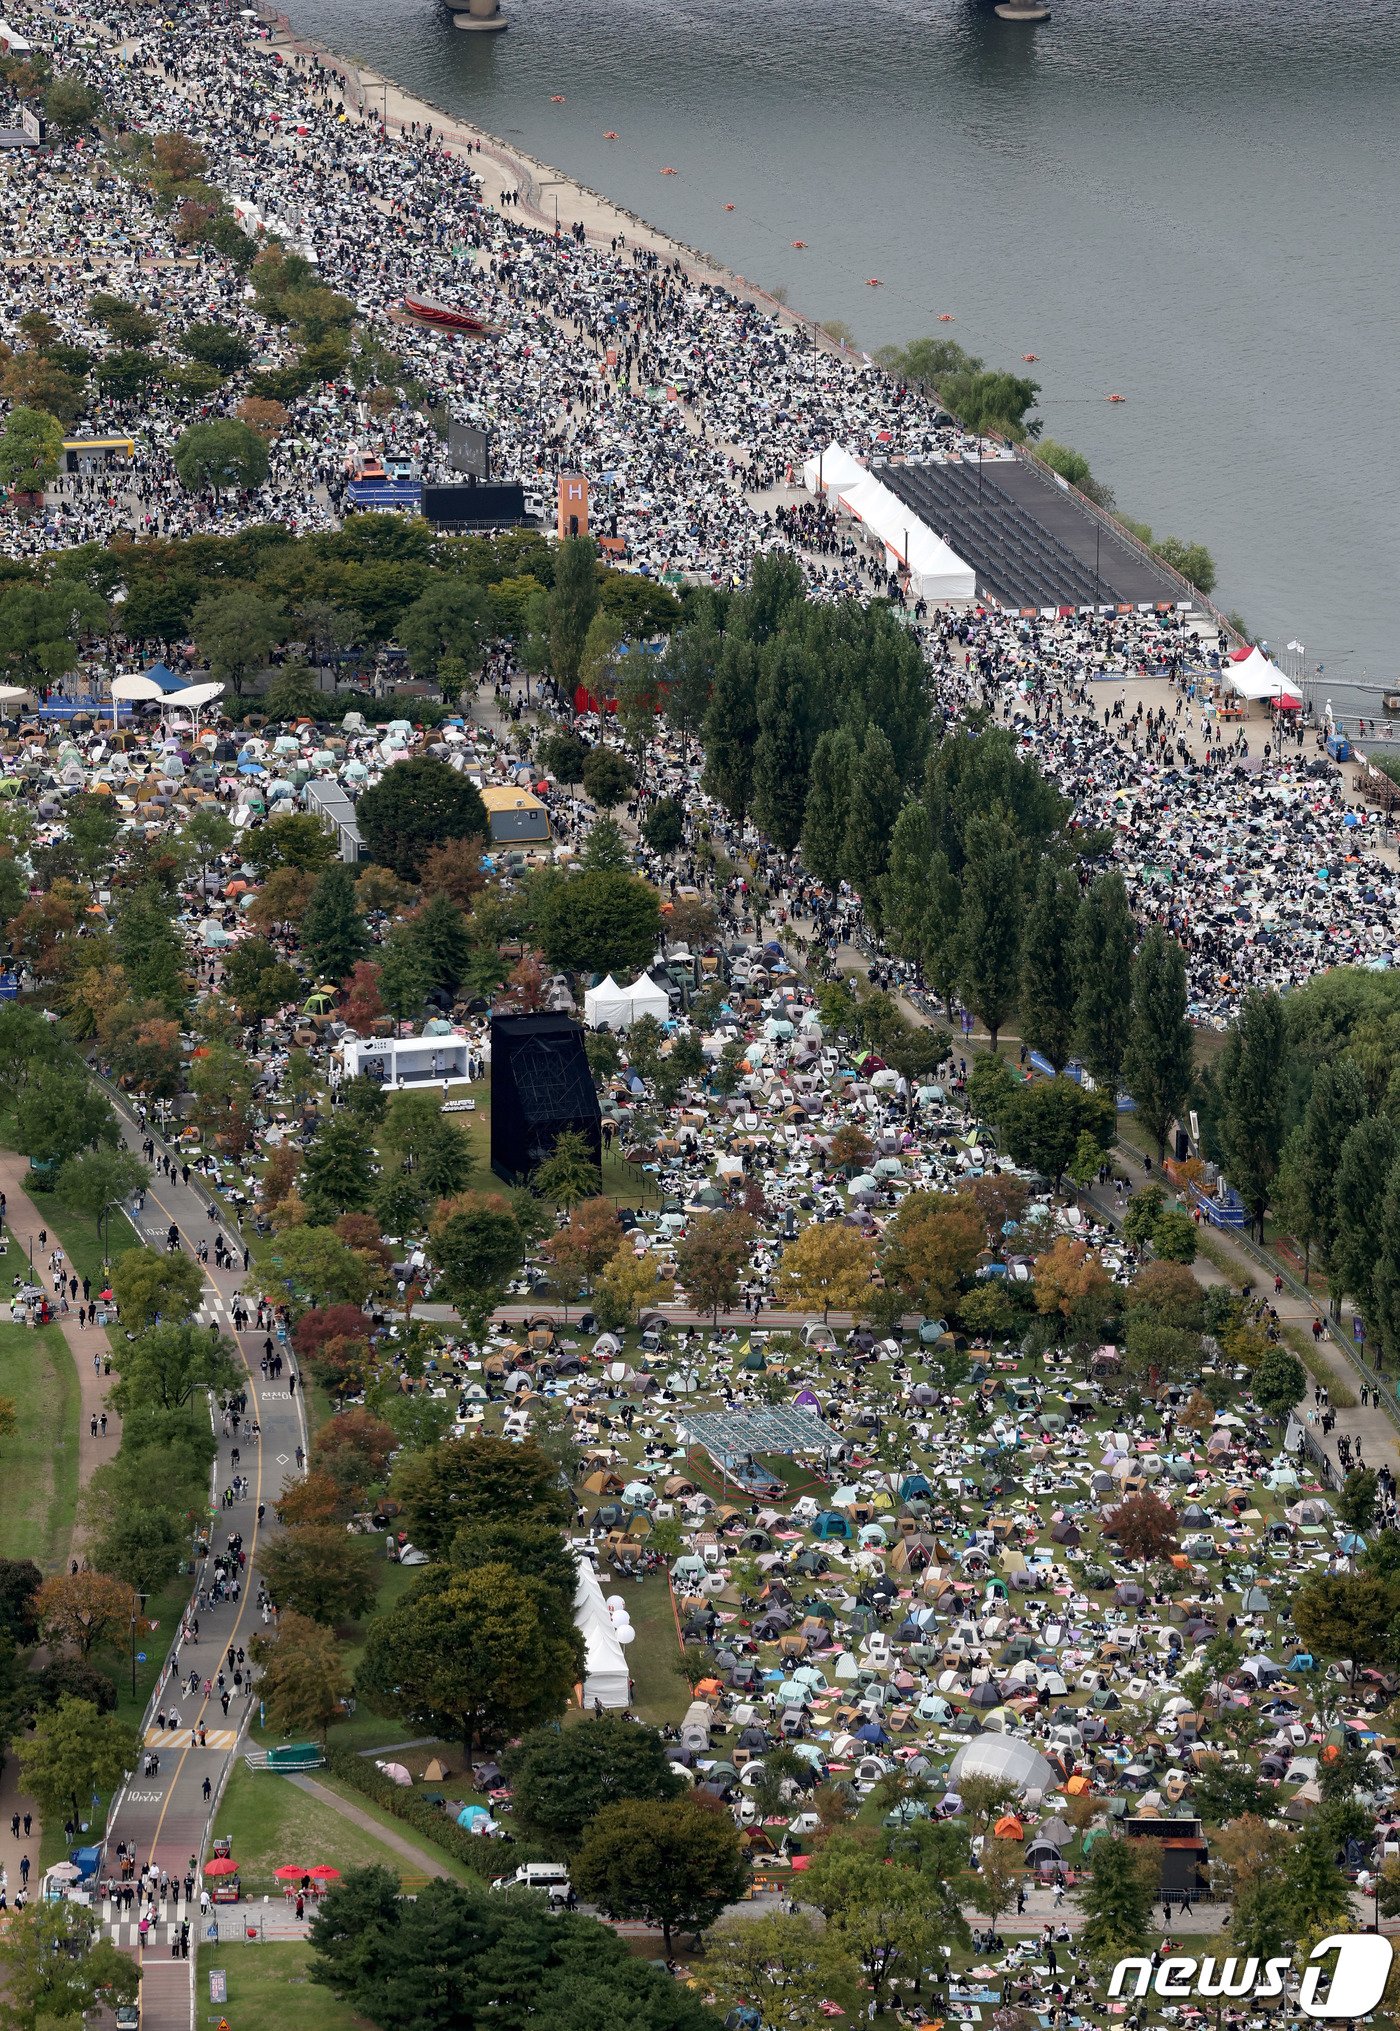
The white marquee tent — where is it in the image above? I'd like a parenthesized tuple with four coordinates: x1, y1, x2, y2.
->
(583, 971, 670, 1031)
(573, 1555, 629, 1709)
(1224, 645, 1302, 708)
(802, 442, 976, 603)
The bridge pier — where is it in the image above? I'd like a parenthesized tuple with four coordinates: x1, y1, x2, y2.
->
(453, 0, 508, 29)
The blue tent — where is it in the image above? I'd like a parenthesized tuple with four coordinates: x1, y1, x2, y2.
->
(142, 661, 189, 695)
(812, 1511, 852, 1540)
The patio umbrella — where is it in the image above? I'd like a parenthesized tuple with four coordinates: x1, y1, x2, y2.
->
(206, 1858, 241, 1877)
(307, 1865, 340, 1881)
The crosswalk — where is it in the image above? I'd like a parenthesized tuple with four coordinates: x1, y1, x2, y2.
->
(142, 1726, 239, 1751)
(101, 1914, 184, 1946)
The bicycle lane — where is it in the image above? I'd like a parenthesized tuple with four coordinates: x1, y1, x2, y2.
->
(100, 1110, 307, 2030)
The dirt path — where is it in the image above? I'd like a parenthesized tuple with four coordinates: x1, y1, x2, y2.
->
(283, 1775, 455, 1882)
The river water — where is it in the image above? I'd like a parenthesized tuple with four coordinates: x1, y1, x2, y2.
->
(283, 0, 1400, 704)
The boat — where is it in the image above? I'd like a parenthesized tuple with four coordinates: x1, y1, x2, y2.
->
(791, 240, 807, 249)
(938, 312, 954, 322)
(723, 202, 734, 211)
(603, 130, 618, 139)
(1383, 693, 1400, 714)
(1106, 392, 1126, 403)
(401, 293, 487, 333)
(866, 278, 883, 287)
(1022, 352, 1038, 362)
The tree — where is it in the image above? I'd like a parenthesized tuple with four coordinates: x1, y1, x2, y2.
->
(14, 1061, 116, 1168)
(19, 1695, 138, 1824)
(392, 1434, 568, 1556)
(0, 1559, 42, 1647)
(641, 795, 684, 855)
(775, 1222, 876, 1321)
(1218, 989, 1288, 1239)
(418, 836, 485, 911)
(1373, 1157, 1400, 1372)
(803, 1835, 938, 2010)
(302, 863, 368, 982)
(251, 1607, 351, 1739)
(357, 755, 488, 882)
(172, 418, 270, 496)
(222, 936, 300, 1024)
(192, 586, 284, 696)
(675, 1210, 754, 1322)
(955, 1775, 1021, 1838)
(35, 1571, 143, 1659)
(543, 1196, 622, 1294)
(594, 1244, 675, 1334)
(397, 577, 488, 688)
(505, 1715, 684, 1853)
(1073, 872, 1135, 1088)
(108, 1322, 238, 1414)
(1155, 536, 1217, 596)
(1293, 1570, 1394, 1678)
(450, 1518, 577, 1608)
(1018, 860, 1079, 1073)
(0, 1901, 139, 2029)
(842, 729, 902, 918)
(1284, 1058, 1369, 1282)
(30, 1656, 118, 1717)
(956, 810, 1022, 1051)
(1338, 1467, 1379, 1539)
(42, 71, 105, 135)
(530, 1128, 602, 1208)
(1000, 1078, 1115, 1188)
(695, 1913, 857, 2031)
(1151, 1206, 1198, 1263)
(359, 1563, 581, 1765)
(1251, 1344, 1306, 1423)
(548, 535, 599, 688)
(1076, 1834, 1158, 1962)
(800, 728, 858, 887)
(313, 1408, 398, 1495)
(532, 866, 662, 979)
(259, 1527, 380, 1625)
(572, 1796, 749, 1951)
(180, 320, 252, 372)
(303, 1114, 378, 1222)
(266, 1226, 373, 1312)
(883, 1190, 985, 1318)
(1331, 1114, 1398, 1310)
(1122, 926, 1192, 1161)
(110, 1247, 204, 1329)
(401, 891, 473, 996)
(1102, 1490, 1179, 1573)
(580, 746, 635, 814)
(0, 405, 64, 495)
(54, 1146, 146, 1262)
(702, 636, 760, 819)
(429, 1191, 524, 1337)
(972, 1836, 1023, 1928)
(881, 797, 933, 965)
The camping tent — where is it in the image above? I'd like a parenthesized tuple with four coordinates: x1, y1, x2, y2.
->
(583, 971, 670, 1032)
(1224, 645, 1302, 708)
(804, 443, 976, 603)
(572, 1555, 630, 1709)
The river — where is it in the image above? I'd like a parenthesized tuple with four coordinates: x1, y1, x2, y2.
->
(280, 0, 1400, 706)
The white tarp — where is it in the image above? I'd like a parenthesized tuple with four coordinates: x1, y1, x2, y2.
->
(583, 970, 670, 1031)
(1225, 645, 1302, 707)
(805, 442, 975, 602)
(573, 1555, 629, 1709)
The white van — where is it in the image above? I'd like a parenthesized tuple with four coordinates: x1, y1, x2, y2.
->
(491, 1862, 570, 1906)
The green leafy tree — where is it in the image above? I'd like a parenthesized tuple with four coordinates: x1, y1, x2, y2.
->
(173, 418, 270, 496)
(1331, 1114, 1397, 1311)
(701, 635, 759, 819)
(0, 405, 64, 494)
(532, 866, 661, 979)
(842, 728, 902, 922)
(110, 1247, 204, 1329)
(192, 585, 284, 696)
(999, 1078, 1115, 1189)
(303, 1114, 378, 1221)
(108, 1322, 238, 1415)
(1251, 1344, 1306, 1422)
(641, 795, 684, 855)
(803, 1835, 939, 2010)
(504, 1714, 683, 1853)
(18, 1695, 138, 1827)
(0, 1900, 139, 2027)
(956, 809, 1022, 1051)
(1073, 872, 1135, 1088)
(359, 1563, 582, 1764)
(1292, 1569, 1393, 1679)
(1122, 925, 1192, 1161)
(530, 1128, 602, 1208)
(1076, 1835, 1159, 1962)
(880, 796, 932, 963)
(695, 1913, 857, 2031)
(402, 890, 473, 996)
(548, 535, 599, 688)
(251, 1607, 352, 1739)
(266, 1226, 373, 1312)
(1372, 1156, 1400, 1372)
(581, 746, 634, 813)
(302, 863, 369, 982)
(751, 639, 819, 852)
(397, 577, 488, 689)
(429, 1191, 524, 1337)
(1019, 860, 1079, 1073)
(259, 1525, 380, 1624)
(1151, 1206, 1198, 1262)
(391, 1434, 567, 1556)
(54, 1146, 146, 1262)
(356, 754, 488, 882)
(14, 1061, 117, 1168)
(1218, 988, 1289, 1238)
(376, 931, 433, 1025)
(572, 1796, 749, 1951)
(42, 73, 105, 135)
(1280, 1058, 1368, 1281)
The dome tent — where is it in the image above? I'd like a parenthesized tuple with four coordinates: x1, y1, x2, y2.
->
(948, 1735, 1057, 1796)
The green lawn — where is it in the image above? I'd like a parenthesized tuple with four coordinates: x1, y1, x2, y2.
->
(195, 1941, 373, 2031)
(613, 1573, 683, 1728)
(213, 1762, 441, 1895)
(0, 1114, 140, 1293)
(0, 1322, 79, 1571)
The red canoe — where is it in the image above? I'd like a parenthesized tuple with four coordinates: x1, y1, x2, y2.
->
(402, 292, 487, 333)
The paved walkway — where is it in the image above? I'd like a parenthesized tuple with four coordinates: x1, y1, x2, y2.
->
(0, 1155, 122, 1920)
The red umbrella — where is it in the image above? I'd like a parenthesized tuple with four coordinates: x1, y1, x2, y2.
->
(204, 1858, 238, 1877)
(273, 1864, 305, 1881)
(307, 1866, 340, 1881)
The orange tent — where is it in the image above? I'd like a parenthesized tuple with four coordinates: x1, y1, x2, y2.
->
(1065, 1774, 1093, 1796)
(993, 1814, 1024, 1840)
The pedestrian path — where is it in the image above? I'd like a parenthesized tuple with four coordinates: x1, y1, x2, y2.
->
(142, 1727, 240, 1752)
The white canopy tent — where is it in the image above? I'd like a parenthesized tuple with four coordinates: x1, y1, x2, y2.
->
(573, 1555, 630, 1709)
(804, 442, 975, 602)
(583, 971, 670, 1031)
(1224, 645, 1302, 708)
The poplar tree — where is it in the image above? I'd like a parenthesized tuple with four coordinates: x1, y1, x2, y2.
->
(700, 637, 759, 819)
(842, 728, 902, 923)
(1019, 861, 1079, 1073)
(751, 642, 817, 852)
(1122, 926, 1192, 1161)
(956, 810, 1022, 1052)
(801, 728, 858, 887)
(302, 863, 368, 984)
(1370, 1158, 1400, 1372)
(1288, 1059, 1368, 1280)
(1073, 872, 1135, 1088)
(1331, 1116, 1397, 1314)
(547, 535, 598, 690)
(882, 799, 933, 962)
(1218, 989, 1288, 1240)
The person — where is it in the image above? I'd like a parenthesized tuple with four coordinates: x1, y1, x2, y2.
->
(202, 1776, 212, 1801)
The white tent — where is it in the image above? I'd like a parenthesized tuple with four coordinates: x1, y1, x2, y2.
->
(573, 1555, 630, 1709)
(804, 442, 975, 602)
(583, 971, 670, 1031)
(1224, 645, 1302, 708)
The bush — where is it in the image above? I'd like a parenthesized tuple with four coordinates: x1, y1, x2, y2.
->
(322, 1746, 551, 1880)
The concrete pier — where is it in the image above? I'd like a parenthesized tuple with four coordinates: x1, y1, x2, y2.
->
(453, 0, 507, 29)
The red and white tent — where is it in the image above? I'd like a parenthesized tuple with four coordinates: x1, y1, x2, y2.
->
(1225, 645, 1302, 709)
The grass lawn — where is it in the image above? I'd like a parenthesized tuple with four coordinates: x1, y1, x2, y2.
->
(213, 1762, 440, 1895)
(0, 1321, 79, 1571)
(0, 1113, 140, 1293)
(195, 1941, 373, 2031)
(312, 1773, 481, 1887)
(613, 1572, 683, 1728)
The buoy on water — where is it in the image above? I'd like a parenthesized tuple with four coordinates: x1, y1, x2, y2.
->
(604, 130, 619, 139)
(1106, 392, 1126, 403)
(661, 165, 677, 174)
(938, 312, 954, 322)
(723, 202, 735, 211)
(866, 278, 883, 287)
(791, 240, 807, 249)
(1022, 352, 1038, 362)
(550, 94, 565, 102)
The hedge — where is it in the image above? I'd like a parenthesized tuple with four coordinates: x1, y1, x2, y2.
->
(323, 1745, 546, 1882)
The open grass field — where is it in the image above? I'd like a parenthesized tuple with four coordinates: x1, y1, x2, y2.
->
(0, 1321, 79, 1570)
(213, 1763, 440, 1896)
(195, 1942, 372, 2031)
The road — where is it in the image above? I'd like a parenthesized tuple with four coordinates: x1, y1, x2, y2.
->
(99, 1102, 308, 2031)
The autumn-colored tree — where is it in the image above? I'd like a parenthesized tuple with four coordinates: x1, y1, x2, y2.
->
(341, 958, 385, 1036)
(235, 396, 290, 439)
(333, 1211, 394, 1279)
(258, 1142, 301, 1223)
(250, 1608, 350, 1739)
(543, 1196, 621, 1294)
(1128, 1259, 1205, 1329)
(883, 1190, 986, 1318)
(36, 1571, 144, 1659)
(419, 836, 486, 910)
(827, 1123, 874, 1173)
(1102, 1490, 1180, 1574)
(965, 1173, 1031, 1236)
(775, 1221, 877, 1321)
(501, 951, 547, 1012)
(8, 890, 77, 980)
(594, 1242, 676, 1334)
(277, 1471, 353, 1527)
(675, 1209, 755, 1322)
(1033, 1236, 1113, 1321)
(312, 1409, 397, 1496)
(247, 866, 316, 936)
(152, 131, 207, 181)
